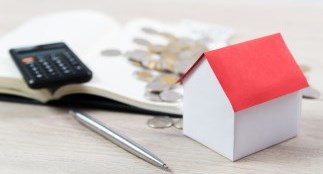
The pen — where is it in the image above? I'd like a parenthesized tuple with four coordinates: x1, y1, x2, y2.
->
(69, 110, 169, 170)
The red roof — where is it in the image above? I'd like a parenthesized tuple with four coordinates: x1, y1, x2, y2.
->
(178, 33, 309, 112)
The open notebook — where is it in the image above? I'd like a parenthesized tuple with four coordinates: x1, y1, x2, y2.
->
(0, 10, 233, 115)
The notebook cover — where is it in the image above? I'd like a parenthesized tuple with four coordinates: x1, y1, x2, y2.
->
(0, 94, 182, 117)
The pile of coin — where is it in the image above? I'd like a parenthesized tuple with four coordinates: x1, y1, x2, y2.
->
(298, 64, 321, 99)
(147, 117, 183, 129)
(102, 26, 210, 103)
(126, 27, 210, 103)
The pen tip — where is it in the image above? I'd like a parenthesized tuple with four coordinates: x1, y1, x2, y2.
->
(162, 164, 172, 172)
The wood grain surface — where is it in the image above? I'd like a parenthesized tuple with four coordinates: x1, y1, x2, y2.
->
(0, 0, 322, 173)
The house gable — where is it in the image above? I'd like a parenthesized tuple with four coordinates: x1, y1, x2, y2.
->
(183, 58, 235, 159)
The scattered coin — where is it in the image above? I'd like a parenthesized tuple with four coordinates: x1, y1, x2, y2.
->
(160, 90, 182, 102)
(133, 37, 151, 46)
(147, 117, 174, 128)
(146, 81, 170, 93)
(144, 91, 162, 102)
(300, 64, 310, 73)
(126, 50, 149, 63)
(142, 27, 158, 35)
(173, 119, 183, 129)
(156, 74, 179, 85)
(133, 70, 154, 82)
(101, 49, 122, 57)
(159, 32, 176, 41)
(141, 57, 157, 69)
(173, 62, 190, 75)
(303, 87, 321, 99)
(148, 44, 166, 54)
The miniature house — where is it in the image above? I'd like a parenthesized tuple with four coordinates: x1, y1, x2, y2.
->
(178, 33, 309, 161)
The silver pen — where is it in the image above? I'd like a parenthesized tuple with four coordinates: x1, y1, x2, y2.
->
(70, 110, 169, 170)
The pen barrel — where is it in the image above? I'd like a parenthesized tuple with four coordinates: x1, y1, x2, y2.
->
(72, 111, 166, 168)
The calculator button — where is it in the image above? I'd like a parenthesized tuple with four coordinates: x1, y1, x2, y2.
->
(63, 70, 71, 74)
(21, 57, 34, 64)
(36, 74, 43, 78)
(75, 65, 83, 70)
(28, 79, 35, 84)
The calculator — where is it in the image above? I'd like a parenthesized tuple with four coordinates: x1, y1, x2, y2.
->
(10, 42, 92, 89)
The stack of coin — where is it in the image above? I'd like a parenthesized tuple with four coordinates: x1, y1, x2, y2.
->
(101, 26, 212, 103)
(127, 27, 210, 103)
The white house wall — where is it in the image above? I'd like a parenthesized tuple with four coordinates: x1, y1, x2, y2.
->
(233, 91, 302, 161)
(183, 58, 235, 160)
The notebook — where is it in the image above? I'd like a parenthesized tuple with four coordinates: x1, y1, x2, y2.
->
(0, 10, 233, 115)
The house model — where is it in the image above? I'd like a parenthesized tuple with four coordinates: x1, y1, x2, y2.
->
(178, 33, 309, 161)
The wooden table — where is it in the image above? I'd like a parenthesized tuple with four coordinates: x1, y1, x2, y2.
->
(0, 0, 322, 173)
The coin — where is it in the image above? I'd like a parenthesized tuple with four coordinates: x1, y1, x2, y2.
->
(156, 74, 179, 85)
(147, 117, 174, 128)
(101, 49, 122, 57)
(141, 57, 157, 70)
(178, 50, 195, 60)
(144, 91, 162, 102)
(161, 52, 178, 62)
(303, 87, 321, 99)
(173, 119, 183, 129)
(133, 70, 154, 82)
(126, 50, 149, 63)
(159, 32, 176, 41)
(174, 62, 190, 75)
(142, 27, 158, 35)
(159, 59, 175, 73)
(300, 64, 310, 73)
(148, 44, 166, 54)
(159, 90, 182, 102)
(133, 37, 151, 46)
(146, 81, 170, 93)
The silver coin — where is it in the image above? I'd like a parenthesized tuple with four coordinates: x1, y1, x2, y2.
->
(155, 73, 179, 85)
(133, 37, 151, 46)
(101, 49, 122, 57)
(300, 64, 310, 73)
(303, 87, 321, 99)
(174, 62, 190, 75)
(159, 90, 182, 102)
(133, 70, 154, 82)
(141, 27, 158, 34)
(125, 50, 149, 63)
(148, 44, 166, 54)
(177, 50, 193, 60)
(144, 91, 162, 102)
(173, 119, 183, 129)
(146, 81, 170, 93)
(147, 117, 174, 128)
(159, 32, 176, 40)
(141, 57, 157, 70)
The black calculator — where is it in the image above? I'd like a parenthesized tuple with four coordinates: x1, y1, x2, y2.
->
(10, 42, 92, 89)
